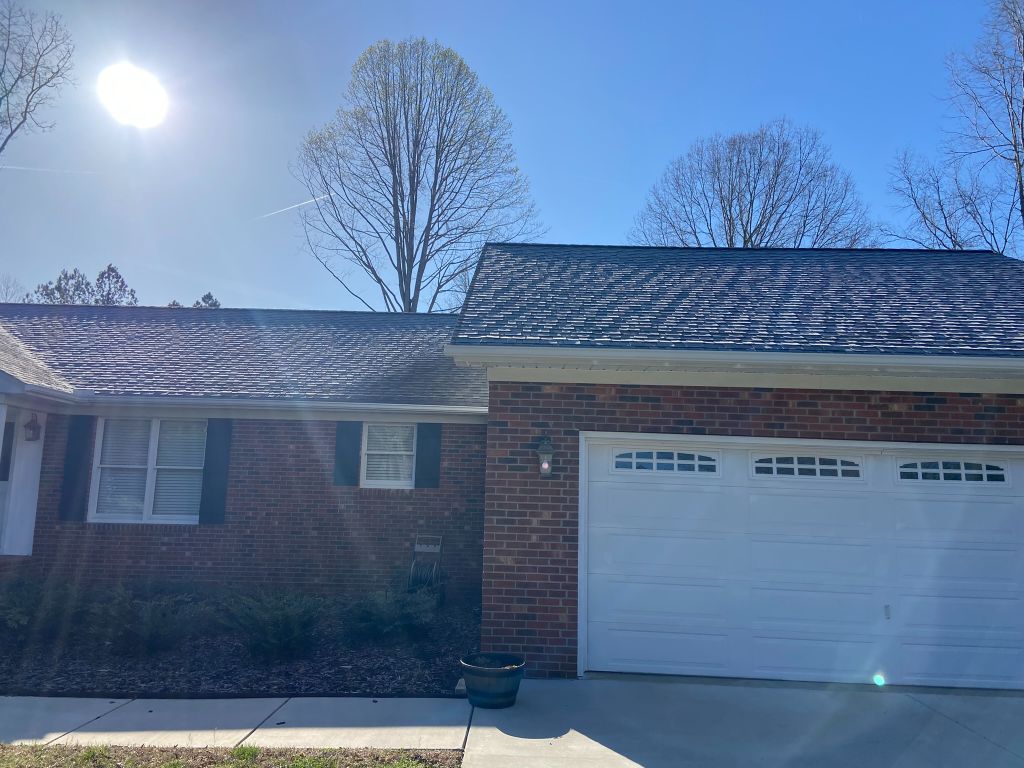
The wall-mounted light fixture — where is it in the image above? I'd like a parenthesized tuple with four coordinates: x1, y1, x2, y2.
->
(536, 435, 554, 477)
(23, 413, 41, 442)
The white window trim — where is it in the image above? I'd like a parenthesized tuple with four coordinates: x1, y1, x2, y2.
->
(360, 422, 417, 489)
(894, 457, 1011, 487)
(87, 417, 203, 525)
(749, 454, 866, 482)
(609, 447, 721, 478)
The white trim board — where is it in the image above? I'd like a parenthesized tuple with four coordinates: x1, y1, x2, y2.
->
(580, 431, 1024, 456)
(0, 394, 487, 424)
(447, 344, 1024, 394)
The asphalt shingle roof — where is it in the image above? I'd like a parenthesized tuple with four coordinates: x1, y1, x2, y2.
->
(0, 304, 487, 407)
(0, 325, 72, 393)
(453, 243, 1024, 357)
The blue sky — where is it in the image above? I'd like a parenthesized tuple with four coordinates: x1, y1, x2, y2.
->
(0, 0, 988, 310)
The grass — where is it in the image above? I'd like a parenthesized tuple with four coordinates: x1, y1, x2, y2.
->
(0, 745, 461, 768)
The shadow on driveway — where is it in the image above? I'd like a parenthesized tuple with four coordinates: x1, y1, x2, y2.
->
(463, 676, 1024, 768)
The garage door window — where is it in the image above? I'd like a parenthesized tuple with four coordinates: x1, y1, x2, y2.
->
(613, 450, 717, 474)
(898, 459, 1007, 483)
(753, 455, 861, 478)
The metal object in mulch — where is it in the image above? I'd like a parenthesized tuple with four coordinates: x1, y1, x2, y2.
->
(409, 534, 445, 593)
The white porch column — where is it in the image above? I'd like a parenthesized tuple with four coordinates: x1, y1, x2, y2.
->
(1, 408, 46, 555)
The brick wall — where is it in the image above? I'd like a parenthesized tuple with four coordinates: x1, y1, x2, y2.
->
(1, 415, 486, 604)
(483, 383, 1024, 676)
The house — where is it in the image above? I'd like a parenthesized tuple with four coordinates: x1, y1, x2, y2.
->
(4, 243, 1024, 691)
(0, 307, 488, 602)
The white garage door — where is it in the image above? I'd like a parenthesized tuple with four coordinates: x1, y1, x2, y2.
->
(581, 434, 1024, 689)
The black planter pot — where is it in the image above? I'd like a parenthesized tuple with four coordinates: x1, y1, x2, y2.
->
(459, 652, 526, 709)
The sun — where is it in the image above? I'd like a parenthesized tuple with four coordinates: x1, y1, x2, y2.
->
(97, 62, 169, 129)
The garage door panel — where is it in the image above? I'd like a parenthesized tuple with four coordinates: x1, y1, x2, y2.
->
(588, 575, 730, 628)
(748, 493, 878, 537)
(589, 530, 733, 579)
(895, 592, 1024, 638)
(893, 499, 1022, 541)
(749, 538, 880, 584)
(588, 623, 732, 675)
(750, 585, 885, 634)
(588, 483, 733, 532)
(895, 543, 1023, 589)
(748, 633, 886, 681)
(895, 640, 1024, 688)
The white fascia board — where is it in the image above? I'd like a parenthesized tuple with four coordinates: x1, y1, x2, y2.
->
(446, 344, 1024, 393)
(31, 393, 487, 423)
(446, 343, 1024, 372)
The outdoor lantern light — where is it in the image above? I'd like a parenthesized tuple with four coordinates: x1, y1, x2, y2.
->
(536, 435, 554, 477)
(23, 412, 41, 442)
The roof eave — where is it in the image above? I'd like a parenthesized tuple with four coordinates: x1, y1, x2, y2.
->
(445, 343, 1024, 394)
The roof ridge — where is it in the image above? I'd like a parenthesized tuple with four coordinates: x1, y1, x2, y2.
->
(482, 242, 1001, 256)
(0, 303, 461, 319)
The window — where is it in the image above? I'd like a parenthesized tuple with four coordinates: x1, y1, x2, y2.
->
(898, 459, 1006, 483)
(362, 423, 416, 488)
(613, 450, 718, 474)
(89, 418, 207, 523)
(753, 455, 861, 479)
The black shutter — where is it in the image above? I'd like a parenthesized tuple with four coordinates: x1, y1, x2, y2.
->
(198, 419, 232, 524)
(58, 415, 95, 522)
(414, 423, 442, 489)
(334, 421, 362, 486)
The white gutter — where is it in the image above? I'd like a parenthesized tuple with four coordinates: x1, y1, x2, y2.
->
(67, 392, 486, 415)
(445, 343, 1024, 375)
(3, 386, 487, 419)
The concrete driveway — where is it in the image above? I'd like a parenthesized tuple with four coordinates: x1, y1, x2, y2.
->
(464, 675, 1024, 768)
(4, 676, 1024, 766)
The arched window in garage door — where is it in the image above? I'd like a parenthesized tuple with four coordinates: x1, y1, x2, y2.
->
(753, 455, 862, 478)
(898, 459, 1007, 483)
(613, 450, 718, 474)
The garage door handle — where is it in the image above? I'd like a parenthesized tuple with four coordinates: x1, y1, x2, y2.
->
(884, 604, 891, 620)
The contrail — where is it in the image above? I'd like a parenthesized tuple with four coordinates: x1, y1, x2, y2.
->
(0, 164, 97, 175)
(257, 195, 329, 219)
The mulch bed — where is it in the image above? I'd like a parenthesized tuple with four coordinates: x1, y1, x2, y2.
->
(0, 745, 462, 768)
(0, 606, 479, 699)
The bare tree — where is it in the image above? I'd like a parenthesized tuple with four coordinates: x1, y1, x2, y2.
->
(886, 1, 1024, 255)
(0, 0, 74, 158)
(297, 37, 539, 312)
(631, 119, 875, 248)
(883, 151, 1018, 251)
(0, 272, 24, 301)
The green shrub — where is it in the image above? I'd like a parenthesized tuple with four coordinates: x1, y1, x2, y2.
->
(346, 587, 439, 643)
(86, 587, 195, 656)
(0, 576, 78, 641)
(220, 591, 323, 661)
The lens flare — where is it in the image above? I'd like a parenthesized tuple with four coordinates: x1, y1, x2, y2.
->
(97, 62, 169, 129)
(872, 673, 886, 687)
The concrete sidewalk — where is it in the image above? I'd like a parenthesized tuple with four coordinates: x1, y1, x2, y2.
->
(0, 695, 471, 749)
(5, 677, 1024, 767)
